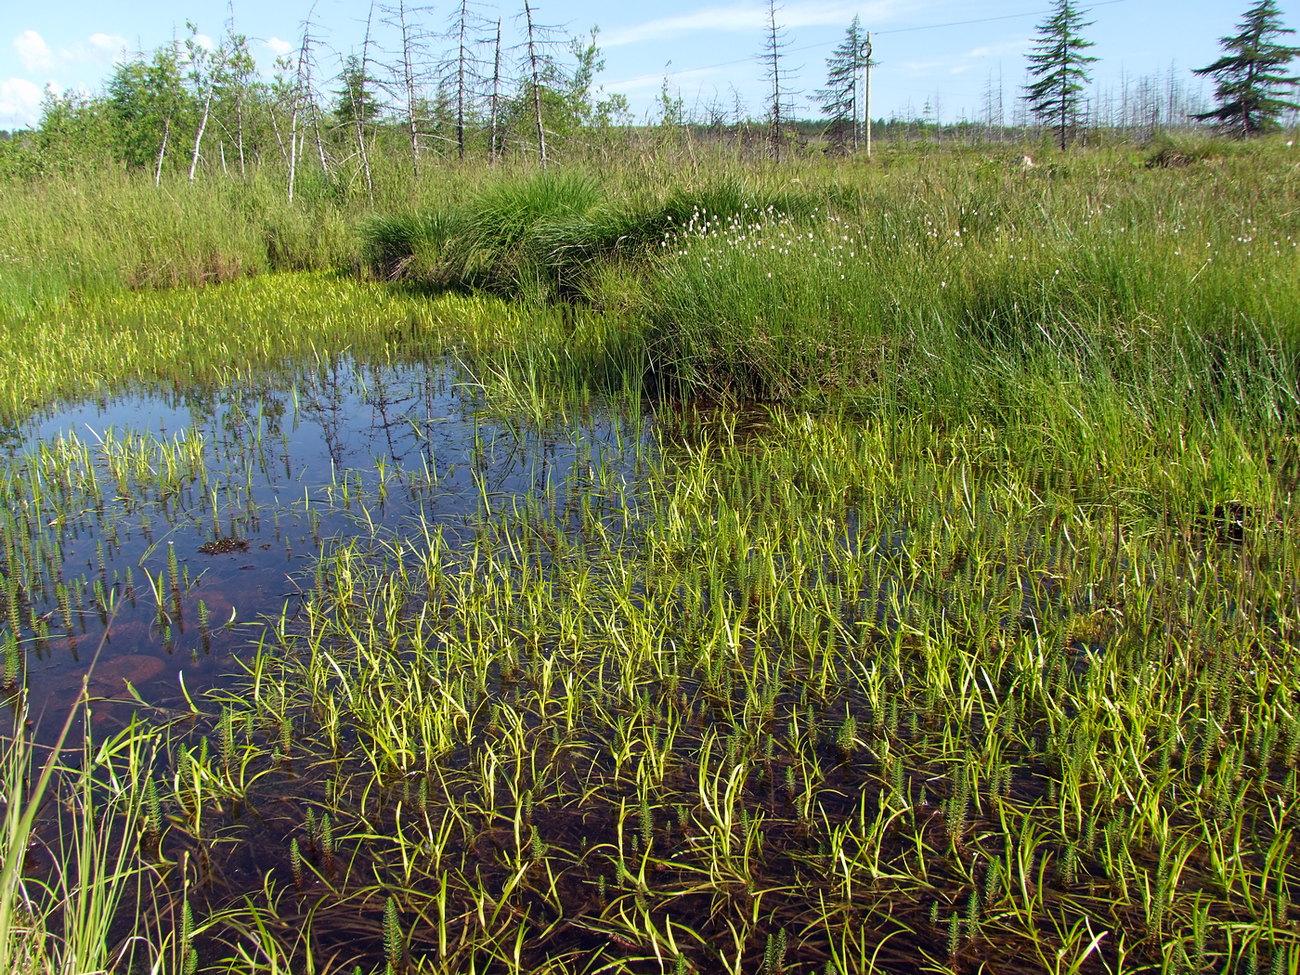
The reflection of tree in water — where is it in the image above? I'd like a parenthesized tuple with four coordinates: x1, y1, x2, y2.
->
(300, 356, 349, 468)
(300, 357, 452, 476)
(361, 362, 420, 465)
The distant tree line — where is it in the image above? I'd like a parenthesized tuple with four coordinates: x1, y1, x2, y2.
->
(0, 0, 1295, 185)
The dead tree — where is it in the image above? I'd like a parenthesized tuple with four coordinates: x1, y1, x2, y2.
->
(345, 4, 378, 200)
(488, 18, 504, 164)
(517, 0, 568, 167)
(760, 0, 797, 162)
(443, 0, 490, 162)
(185, 22, 226, 180)
(522, 0, 548, 166)
(215, 11, 257, 176)
(286, 15, 330, 202)
(381, 1, 435, 175)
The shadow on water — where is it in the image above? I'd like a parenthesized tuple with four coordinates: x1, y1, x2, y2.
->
(1, 355, 654, 741)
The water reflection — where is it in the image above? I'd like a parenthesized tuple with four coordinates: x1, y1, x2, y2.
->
(4, 356, 651, 734)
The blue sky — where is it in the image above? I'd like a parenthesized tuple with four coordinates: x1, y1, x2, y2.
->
(3, 0, 1298, 130)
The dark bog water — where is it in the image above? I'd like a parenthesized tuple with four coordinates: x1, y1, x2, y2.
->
(2, 356, 652, 737)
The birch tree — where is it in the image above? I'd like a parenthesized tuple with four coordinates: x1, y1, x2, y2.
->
(213, 17, 256, 175)
(185, 23, 226, 180)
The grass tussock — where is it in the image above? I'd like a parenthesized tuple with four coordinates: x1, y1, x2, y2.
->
(360, 169, 822, 303)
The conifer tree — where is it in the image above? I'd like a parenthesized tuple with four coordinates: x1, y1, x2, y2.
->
(815, 16, 871, 150)
(334, 55, 382, 127)
(1023, 0, 1096, 150)
(1193, 0, 1300, 137)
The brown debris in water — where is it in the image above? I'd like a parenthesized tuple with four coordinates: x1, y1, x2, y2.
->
(199, 537, 250, 555)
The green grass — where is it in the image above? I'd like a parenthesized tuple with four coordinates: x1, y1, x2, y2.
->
(0, 688, 169, 974)
(3, 138, 1300, 972)
(359, 169, 822, 303)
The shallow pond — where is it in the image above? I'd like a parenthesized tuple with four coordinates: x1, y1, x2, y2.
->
(2, 356, 652, 737)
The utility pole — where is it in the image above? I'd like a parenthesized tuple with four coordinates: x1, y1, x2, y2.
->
(863, 31, 872, 158)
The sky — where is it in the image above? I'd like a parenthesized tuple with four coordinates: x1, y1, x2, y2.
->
(3, 0, 1299, 131)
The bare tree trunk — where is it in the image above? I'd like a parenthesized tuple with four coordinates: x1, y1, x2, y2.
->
(236, 100, 246, 175)
(288, 19, 319, 201)
(762, 0, 786, 163)
(454, 0, 469, 161)
(155, 117, 171, 187)
(313, 114, 330, 176)
(270, 107, 289, 167)
(288, 102, 299, 202)
(397, 0, 421, 175)
(864, 33, 872, 158)
(523, 0, 548, 167)
(354, 4, 376, 202)
(189, 88, 214, 180)
(489, 18, 503, 165)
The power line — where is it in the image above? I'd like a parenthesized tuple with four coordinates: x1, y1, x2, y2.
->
(644, 0, 1130, 84)
(875, 0, 1129, 35)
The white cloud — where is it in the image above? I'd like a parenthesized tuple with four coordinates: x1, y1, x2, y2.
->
(266, 37, 293, 58)
(603, 1, 904, 47)
(12, 30, 126, 76)
(60, 33, 128, 66)
(89, 33, 126, 54)
(14, 30, 54, 72)
(190, 33, 215, 52)
(905, 37, 1028, 75)
(606, 66, 727, 95)
(0, 77, 45, 127)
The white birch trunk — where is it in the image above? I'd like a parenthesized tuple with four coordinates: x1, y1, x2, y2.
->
(155, 117, 171, 187)
(189, 90, 213, 181)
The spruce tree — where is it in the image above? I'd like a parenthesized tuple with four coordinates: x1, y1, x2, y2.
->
(1193, 0, 1300, 137)
(334, 55, 382, 127)
(815, 16, 871, 150)
(1023, 0, 1096, 150)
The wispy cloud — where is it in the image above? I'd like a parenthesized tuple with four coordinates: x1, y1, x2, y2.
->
(0, 76, 46, 126)
(602, 0, 907, 47)
(606, 66, 728, 95)
(14, 30, 53, 72)
(60, 33, 128, 65)
(89, 33, 126, 55)
(265, 37, 294, 58)
(904, 37, 1028, 74)
(12, 30, 127, 74)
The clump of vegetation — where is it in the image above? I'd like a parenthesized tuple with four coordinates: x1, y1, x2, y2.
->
(359, 170, 822, 303)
